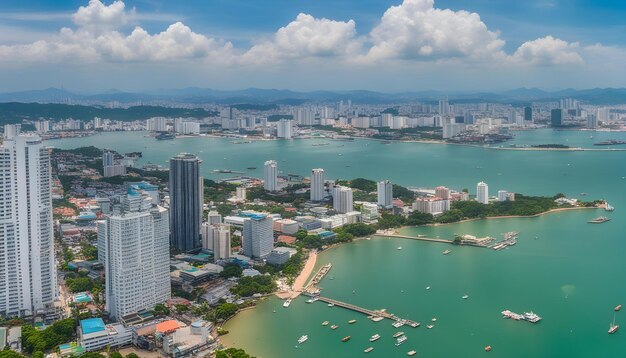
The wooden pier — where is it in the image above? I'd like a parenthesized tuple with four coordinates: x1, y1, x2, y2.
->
(383, 234, 453, 244)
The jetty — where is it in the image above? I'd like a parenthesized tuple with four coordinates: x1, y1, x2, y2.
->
(303, 263, 332, 294)
(382, 234, 453, 244)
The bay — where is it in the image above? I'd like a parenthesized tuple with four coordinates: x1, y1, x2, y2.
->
(52, 130, 626, 357)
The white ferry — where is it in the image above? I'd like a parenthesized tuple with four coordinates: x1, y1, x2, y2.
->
(392, 320, 405, 328)
(297, 335, 308, 344)
(283, 299, 292, 308)
(369, 334, 381, 342)
(523, 312, 542, 323)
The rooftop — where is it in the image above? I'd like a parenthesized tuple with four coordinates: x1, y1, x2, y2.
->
(81, 318, 106, 335)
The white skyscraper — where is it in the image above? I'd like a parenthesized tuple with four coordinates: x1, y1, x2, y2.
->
(476, 182, 489, 204)
(146, 117, 168, 132)
(264, 160, 278, 191)
(333, 186, 354, 213)
(277, 119, 293, 139)
(99, 193, 170, 320)
(310, 168, 325, 201)
(243, 215, 274, 259)
(498, 190, 509, 202)
(377, 180, 393, 208)
(3, 124, 21, 140)
(0, 134, 57, 317)
(202, 223, 231, 260)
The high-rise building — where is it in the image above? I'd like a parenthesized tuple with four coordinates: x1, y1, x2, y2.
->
(310, 168, 325, 201)
(242, 214, 274, 259)
(201, 223, 231, 260)
(102, 152, 114, 167)
(263, 160, 278, 191)
(476, 182, 489, 204)
(497, 190, 509, 202)
(236, 187, 247, 200)
(35, 121, 50, 133)
(99, 192, 170, 320)
(377, 180, 393, 208)
(169, 153, 203, 252)
(524, 107, 533, 122)
(551, 109, 563, 127)
(586, 114, 597, 129)
(277, 119, 293, 139)
(435, 186, 451, 200)
(207, 211, 222, 225)
(3, 124, 21, 140)
(333, 186, 354, 213)
(0, 134, 57, 317)
(146, 117, 168, 132)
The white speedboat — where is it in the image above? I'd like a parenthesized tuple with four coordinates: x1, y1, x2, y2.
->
(297, 335, 308, 344)
(283, 299, 292, 308)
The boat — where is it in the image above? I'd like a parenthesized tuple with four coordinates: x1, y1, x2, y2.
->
(407, 351, 417, 356)
(393, 331, 405, 338)
(485, 346, 492, 352)
(297, 335, 308, 344)
(342, 336, 351, 342)
(370, 316, 384, 322)
(609, 317, 619, 334)
(442, 249, 451, 255)
(364, 347, 374, 353)
(322, 321, 329, 326)
(462, 294, 469, 299)
(426, 286, 431, 290)
(395, 336, 408, 346)
(397, 246, 403, 250)
(246, 167, 256, 170)
(523, 312, 542, 323)
(331, 325, 339, 330)
(606, 202, 615, 211)
(348, 319, 357, 324)
(426, 325, 434, 329)
(328, 303, 335, 307)
(369, 334, 381, 342)
(306, 297, 319, 303)
(406, 321, 420, 328)
(588, 216, 611, 224)
(392, 320, 405, 328)
(616, 305, 622, 312)
(283, 299, 292, 308)
(431, 318, 437, 322)
(155, 132, 175, 140)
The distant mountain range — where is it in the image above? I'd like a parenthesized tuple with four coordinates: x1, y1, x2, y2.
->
(1, 87, 626, 105)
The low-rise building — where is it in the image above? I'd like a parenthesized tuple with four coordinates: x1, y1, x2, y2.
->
(266, 247, 297, 265)
(413, 197, 450, 215)
(79, 318, 132, 352)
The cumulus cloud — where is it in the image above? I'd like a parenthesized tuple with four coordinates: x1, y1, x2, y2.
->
(72, 0, 130, 33)
(512, 36, 583, 65)
(0, 0, 232, 64)
(365, 0, 505, 61)
(242, 13, 361, 64)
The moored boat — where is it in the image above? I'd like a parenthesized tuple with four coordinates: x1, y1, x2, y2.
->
(331, 325, 339, 330)
(615, 305, 622, 312)
(395, 335, 408, 346)
(322, 321, 329, 326)
(348, 319, 357, 324)
(393, 331, 405, 338)
(588, 216, 610, 224)
(283, 299, 292, 308)
(369, 334, 381, 342)
(364, 347, 374, 353)
(342, 336, 351, 342)
(297, 335, 308, 344)
(407, 350, 417, 356)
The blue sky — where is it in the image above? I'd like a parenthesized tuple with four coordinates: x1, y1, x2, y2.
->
(0, 0, 625, 92)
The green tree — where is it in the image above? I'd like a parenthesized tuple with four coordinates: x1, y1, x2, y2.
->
(220, 264, 243, 278)
(152, 303, 170, 317)
(126, 353, 140, 358)
(110, 352, 123, 358)
(215, 348, 255, 358)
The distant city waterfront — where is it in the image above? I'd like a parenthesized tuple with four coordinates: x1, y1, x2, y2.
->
(54, 129, 626, 357)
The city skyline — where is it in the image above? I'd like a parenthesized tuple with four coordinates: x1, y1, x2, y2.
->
(1, 0, 626, 92)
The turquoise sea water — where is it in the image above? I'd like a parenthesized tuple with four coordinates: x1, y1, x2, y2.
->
(53, 129, 626, 357)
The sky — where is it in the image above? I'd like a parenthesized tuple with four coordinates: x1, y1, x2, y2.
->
(0, 0, 625, 93)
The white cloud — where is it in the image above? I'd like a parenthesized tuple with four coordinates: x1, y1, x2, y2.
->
(512, 36, 583, 65)
(72, 0, 131, 33)
(242, 13, 361, 64)
(365, 0, 506, 61)
(0, 0, 232, 64)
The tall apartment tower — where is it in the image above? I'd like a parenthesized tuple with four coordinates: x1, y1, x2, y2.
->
(169, 153, 203, 252)
(99, 193, 171, 320)
(476, 182, 489, 204)
(0, 134, 57, 317)
(333, 186, 354, 213)
(201, 223, 231, 260)
(242, 215, 274, 259)
(263, 160, 278, 191)
(377, 180, 393, 208)
(310, 168, 325, 201)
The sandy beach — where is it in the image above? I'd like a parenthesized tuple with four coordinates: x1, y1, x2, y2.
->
(275, 250, 317, 299)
